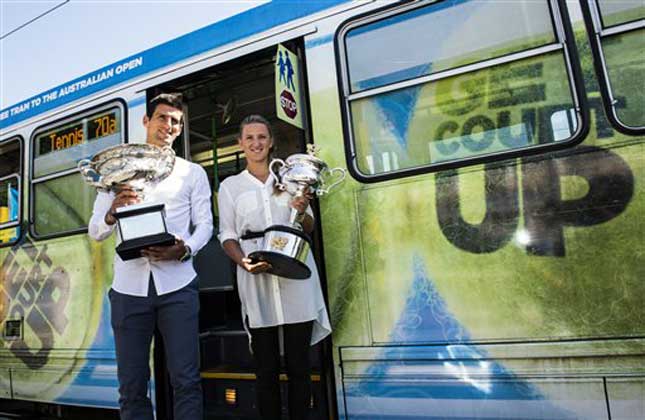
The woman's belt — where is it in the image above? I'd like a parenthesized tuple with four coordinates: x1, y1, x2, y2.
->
(240, 230, 264, 240)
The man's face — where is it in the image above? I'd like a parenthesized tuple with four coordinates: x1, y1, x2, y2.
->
(143, 103, 183, 147)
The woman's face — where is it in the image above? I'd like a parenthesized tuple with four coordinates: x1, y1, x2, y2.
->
(239, 122, 273, 164)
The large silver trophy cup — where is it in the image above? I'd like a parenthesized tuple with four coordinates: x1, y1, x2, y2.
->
(248, 147, 345, 279)
(78, 144, 176, 261)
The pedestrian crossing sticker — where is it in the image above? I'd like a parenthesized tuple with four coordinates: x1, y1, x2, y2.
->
(275, 44, 304, 129)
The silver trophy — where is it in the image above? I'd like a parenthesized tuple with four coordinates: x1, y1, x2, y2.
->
(249, 146, 346, 279)
(78, 144, 176, 260)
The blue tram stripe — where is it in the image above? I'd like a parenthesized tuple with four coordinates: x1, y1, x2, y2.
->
(0, 0, 349, 130)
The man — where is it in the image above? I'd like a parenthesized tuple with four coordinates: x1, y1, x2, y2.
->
(89, 93, 212, 419)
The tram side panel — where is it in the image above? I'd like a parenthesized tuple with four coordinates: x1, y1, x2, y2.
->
(306, 4, 645, 420)
(0, 142, 120, 409)
(0, 235, 119, 408)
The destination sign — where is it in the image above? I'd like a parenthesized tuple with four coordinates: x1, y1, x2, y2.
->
(37, 109, 120, 157)
(88, 111, 118, 140)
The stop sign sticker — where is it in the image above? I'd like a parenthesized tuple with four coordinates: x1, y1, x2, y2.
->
(280, 90, 298, 119)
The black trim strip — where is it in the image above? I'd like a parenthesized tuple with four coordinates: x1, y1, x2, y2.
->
(240, 230, 264, 240)
(334, 0, 589, 183)
(114, 203, 165, 218)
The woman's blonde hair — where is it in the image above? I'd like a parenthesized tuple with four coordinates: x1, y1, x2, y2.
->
(238, 114, 273, 140)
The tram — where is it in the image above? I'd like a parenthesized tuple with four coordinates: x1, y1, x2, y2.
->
(0, 0, 643, 418)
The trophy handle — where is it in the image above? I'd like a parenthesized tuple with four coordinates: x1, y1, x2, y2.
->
(269, 158, 287, 191)
(77, 159, 103, 188)
(317, 167, 346, 196)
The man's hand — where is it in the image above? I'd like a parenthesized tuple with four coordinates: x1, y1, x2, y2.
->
(105, 187, 140, 225)
(241, 257, 272, 274)
(141, 238, 186, 262)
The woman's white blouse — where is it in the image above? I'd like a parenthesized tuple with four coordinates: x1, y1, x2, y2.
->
(218, 170, 331, 345)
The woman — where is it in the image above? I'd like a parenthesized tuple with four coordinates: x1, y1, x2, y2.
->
(218, 115, 331, 420)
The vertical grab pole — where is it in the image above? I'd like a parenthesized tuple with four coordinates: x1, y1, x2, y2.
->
(211, 115, 220, 223)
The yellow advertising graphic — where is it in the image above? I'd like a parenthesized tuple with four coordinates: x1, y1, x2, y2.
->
(0, 207, 17, 243)
(0, 236, 109, 402)
(275, 44, 304, 129)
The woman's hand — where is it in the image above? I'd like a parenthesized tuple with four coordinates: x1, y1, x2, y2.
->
(289, 193, 314, 233)
(289, 194, 311, 215)
(222, 240, 271, 274)
(241, 257, 272, 274)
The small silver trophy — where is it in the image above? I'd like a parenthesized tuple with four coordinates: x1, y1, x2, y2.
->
(249, 145, 346, 279)
(78, 143, 176, 260)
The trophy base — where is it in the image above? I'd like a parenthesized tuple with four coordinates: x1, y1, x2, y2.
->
(248, 251, 312, 280)
(116, 232, 176, 261)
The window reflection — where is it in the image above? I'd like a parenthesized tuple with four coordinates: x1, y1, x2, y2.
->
(598, 0, 645, 27)
(33, 173, 96, 236)
(351, 52, 577, 175)
(346, 0, 555, 91)
(602, 29, 645, 128)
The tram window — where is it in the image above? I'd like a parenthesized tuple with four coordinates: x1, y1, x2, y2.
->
(32, 173, 97, 236)
(345, 0, 555, 92)
(597, 0, 645, 28)
(30, 102, 125, 237)
(582, 0, 645, 133)
(0, 138, 21, 245)
(337, 0, 587, 179)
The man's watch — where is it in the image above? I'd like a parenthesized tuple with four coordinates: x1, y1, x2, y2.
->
(178, 245, 192, 262)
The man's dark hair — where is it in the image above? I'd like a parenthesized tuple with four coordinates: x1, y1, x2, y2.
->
(147, 93, 184, 118)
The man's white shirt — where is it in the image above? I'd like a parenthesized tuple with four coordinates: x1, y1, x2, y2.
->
(89, 157, 213, 296)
